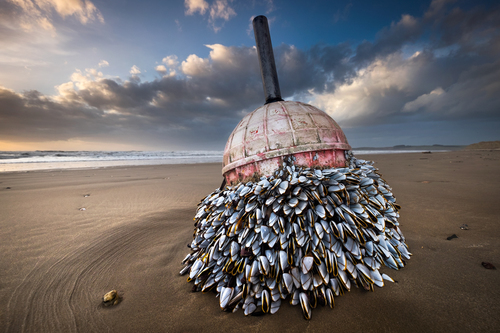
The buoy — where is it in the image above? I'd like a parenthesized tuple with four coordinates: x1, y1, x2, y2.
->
(180, 15, 410, 319)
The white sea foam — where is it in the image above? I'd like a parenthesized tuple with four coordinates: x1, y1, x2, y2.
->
(0, 151, 223, 172)
(0, 151, 223, 163)
(354, 149, 449, 155)
(0, 149, 450, 172)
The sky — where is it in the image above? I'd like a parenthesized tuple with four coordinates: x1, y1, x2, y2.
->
(0, 0, 499, 151)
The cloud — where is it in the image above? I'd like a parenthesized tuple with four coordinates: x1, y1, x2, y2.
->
(175, 19, 182, 31)
(185, 0, 209, 15)
(158, 56, 178, 77)
(155, 65, 167, 74)
(181, 54, 211, 76)
(424, 0, 456, 20)
(1, 0, 499, 149)
(129, 65, 141, 75)
(0, 0, 105, 92)
(0, 44, 264, 148)
(402, 87, 445, 112)
(310, 44, 500, 128)
(305, 0, 500, 131)
(403, 60, 500, 117)
(5, 0, 103, 32)
(310, 53, 425, 125)
(184, 0, 236, 32)
(162, 55, 179, 67)
(264, 0, 275, 14)
(210, 0, 236, 32)
(209, 0, 236, 22)
(333, 1, 352, 23)
(98, 60, 109, 68)
(0, 0, 104, 45)
(42, 0, 104, 24)
(425, 1, 500, 50)
(353, 14, 421, 66)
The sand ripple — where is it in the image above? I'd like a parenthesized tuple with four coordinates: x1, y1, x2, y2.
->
(5, 214, 174, 333)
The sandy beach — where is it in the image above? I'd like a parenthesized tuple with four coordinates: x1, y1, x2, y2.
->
(1, 150, 499, 332)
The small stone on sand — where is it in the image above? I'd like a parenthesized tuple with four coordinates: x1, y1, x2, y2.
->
(103, 290, 119, 306)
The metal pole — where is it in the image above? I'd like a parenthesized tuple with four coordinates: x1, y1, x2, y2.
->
(253, 15, 283, 104)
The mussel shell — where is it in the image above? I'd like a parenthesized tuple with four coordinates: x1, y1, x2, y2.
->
(183, 152, 409, 320)
(299, 292, 312, 320)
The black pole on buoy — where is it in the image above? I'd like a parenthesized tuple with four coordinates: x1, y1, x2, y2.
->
(253, 15, 283, 105)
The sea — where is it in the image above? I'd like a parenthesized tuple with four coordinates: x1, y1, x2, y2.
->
(0, 148, 456, 173)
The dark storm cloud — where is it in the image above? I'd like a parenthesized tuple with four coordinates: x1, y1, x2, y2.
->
(1, 0, 499, 148)
(352, 14, 422, 66)
(425, 0, 500, 48)
(0, 87, 108, 141)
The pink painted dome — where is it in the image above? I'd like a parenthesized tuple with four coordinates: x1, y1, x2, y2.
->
(222, 100, 352, 184)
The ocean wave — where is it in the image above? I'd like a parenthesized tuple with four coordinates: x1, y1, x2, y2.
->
(0, 151, 224, 164)
(0, 149, 453, 172)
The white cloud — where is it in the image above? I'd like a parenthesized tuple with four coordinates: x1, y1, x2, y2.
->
(45, 0, 104, 24)
(162, 55, 179, 67)
(184, 0, 209, 15)
(155, 65, 167, 74)
(209, 0, 235, 21)
(86, 68, 103, 77)
(175, 19, 182, 31)
(265, 0, 276, 14)
(0, 0, 106, 89)
(209, 0, 236, 32)
(130, 65, 141, 75)
(403, 87, 445, 112)
(205, 44, 231, 62)
(184, 0, 236, 32)
(55, 81, 77, 101)
(98, 60, 109, 67)
(158, 56, 178, 77)
(310, 54, 421, 124)
(181, 54, 211, 76)
(54, 66, 106, 102)
(7, 0, 104, 32)
(155, 64, 176, 77)
(179, 44, 258, 77)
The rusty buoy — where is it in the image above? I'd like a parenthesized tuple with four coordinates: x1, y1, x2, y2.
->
(222, 100, 351, 185)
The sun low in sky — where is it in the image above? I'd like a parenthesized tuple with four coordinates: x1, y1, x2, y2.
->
(0, 0, 499, 151)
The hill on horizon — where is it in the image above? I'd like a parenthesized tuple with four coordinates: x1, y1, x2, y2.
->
(465, 141, 500, 150)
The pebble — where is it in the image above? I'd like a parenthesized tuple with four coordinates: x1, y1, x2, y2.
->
(103, 290, 119, 306)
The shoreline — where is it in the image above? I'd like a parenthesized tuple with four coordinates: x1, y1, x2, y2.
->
(0, 158, 224, 173)
(0, 150, 477, 174)
(1, 150, 499, 332)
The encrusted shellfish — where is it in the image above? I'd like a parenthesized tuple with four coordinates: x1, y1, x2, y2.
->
(180, 152, 410, 319)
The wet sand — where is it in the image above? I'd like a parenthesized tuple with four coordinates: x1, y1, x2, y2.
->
(1, 151, 499, 332)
